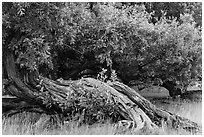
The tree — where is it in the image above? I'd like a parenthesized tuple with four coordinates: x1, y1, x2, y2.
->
(112, 13, 201, 96)
(136, 2, 202, 27)
(2, 2, 202, 133)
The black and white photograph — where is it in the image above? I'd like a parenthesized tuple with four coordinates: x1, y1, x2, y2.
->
(2, 2, 202, 135)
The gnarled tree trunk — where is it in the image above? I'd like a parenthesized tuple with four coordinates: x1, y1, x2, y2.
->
(3, 47, 202, 134)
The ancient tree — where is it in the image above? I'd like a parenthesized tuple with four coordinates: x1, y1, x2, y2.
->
(2, 2, 202, 133)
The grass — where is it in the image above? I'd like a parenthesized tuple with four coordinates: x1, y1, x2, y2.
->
(151, 98, 202, 125)
(2, 98, 202, 135)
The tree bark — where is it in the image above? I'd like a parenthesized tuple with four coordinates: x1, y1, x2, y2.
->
(110, 82, 201, 132)
(3, 47, 201, 133)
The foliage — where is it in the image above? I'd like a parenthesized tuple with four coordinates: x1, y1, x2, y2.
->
(2, 2, 202, 94)
(2, 2, 60, 70)
(62, 81, 121, 124)
(133, 2, 202, 27)
(97, 68, 119, 82)
(112, 11, 201, 89)
(97, 68, 108, 82)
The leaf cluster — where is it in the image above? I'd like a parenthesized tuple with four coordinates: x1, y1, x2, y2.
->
(61, 82, 120, 124)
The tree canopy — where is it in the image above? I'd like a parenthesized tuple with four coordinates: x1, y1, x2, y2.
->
(2, 2, 202, 95)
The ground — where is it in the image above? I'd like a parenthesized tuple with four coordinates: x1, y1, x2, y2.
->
(2, 95, 202, 135)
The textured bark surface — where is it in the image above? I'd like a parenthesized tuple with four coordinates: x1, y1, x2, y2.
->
(3, 48, 202, 133)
